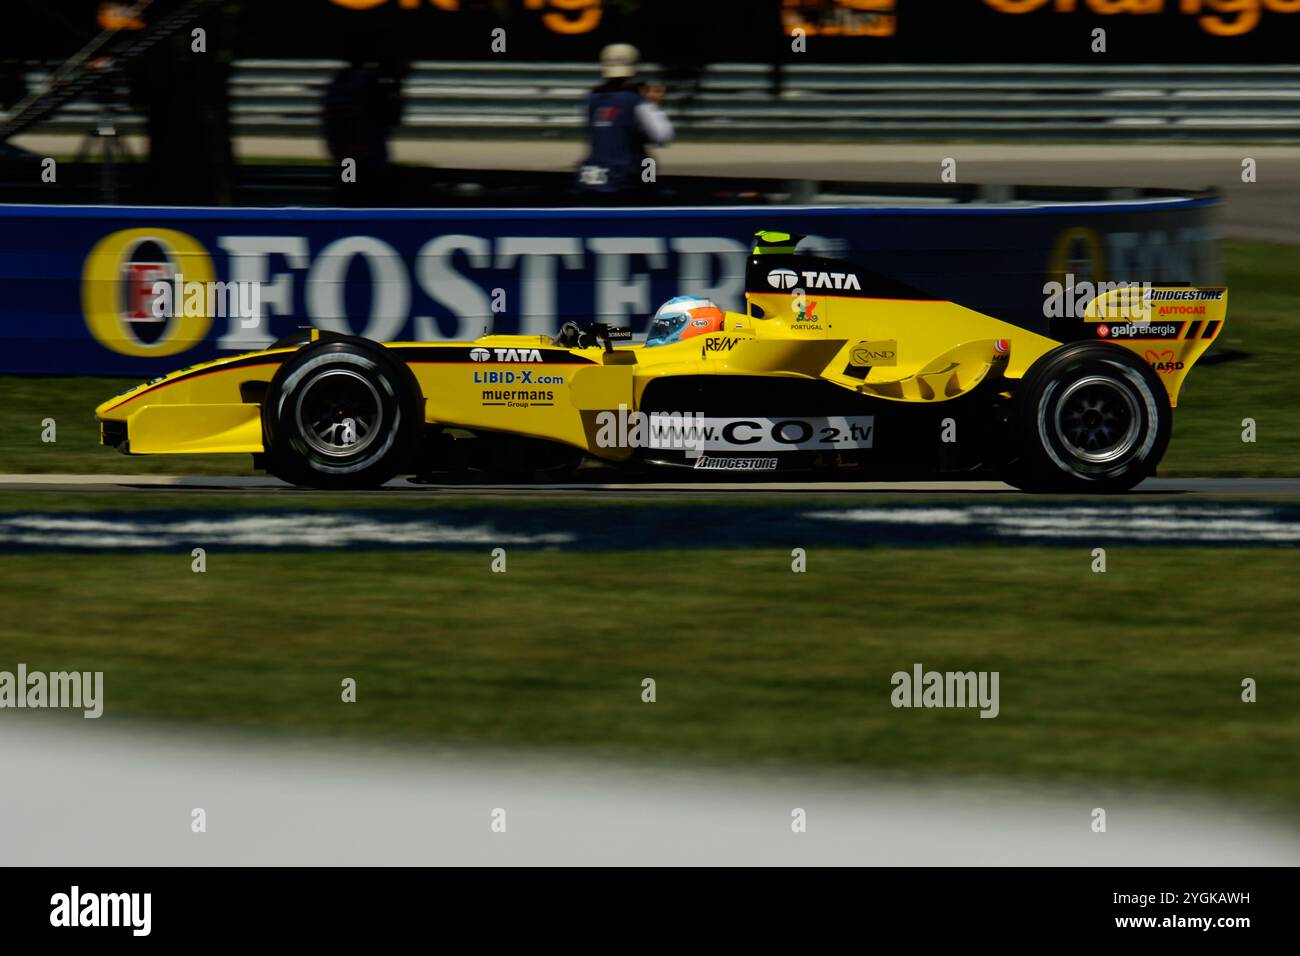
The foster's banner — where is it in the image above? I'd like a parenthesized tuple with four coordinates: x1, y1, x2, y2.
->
(0, 201, 1219, 376)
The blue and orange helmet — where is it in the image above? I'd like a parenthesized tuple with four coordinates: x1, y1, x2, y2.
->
(645, 296, 725, 347)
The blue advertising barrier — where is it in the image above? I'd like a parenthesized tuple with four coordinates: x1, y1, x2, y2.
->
(0, 198, 1219, 376)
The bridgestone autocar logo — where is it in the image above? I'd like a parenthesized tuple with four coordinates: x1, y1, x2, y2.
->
(767, 268, 799, 289)
(470, 348, 491, 362)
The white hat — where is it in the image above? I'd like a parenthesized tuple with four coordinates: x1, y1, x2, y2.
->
(600, 43, 639, 80)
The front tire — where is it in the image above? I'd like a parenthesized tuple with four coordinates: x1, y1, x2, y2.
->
(1004, 342, 1171, 493)
(262, 339, 422, 489)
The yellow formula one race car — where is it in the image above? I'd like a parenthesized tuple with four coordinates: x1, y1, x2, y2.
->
(96, 231, 1226, 491)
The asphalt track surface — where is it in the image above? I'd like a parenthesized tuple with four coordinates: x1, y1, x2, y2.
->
(1, 474, 1298, 499)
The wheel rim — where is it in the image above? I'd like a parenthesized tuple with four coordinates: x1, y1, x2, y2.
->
(293, 369, 383, 458)
(1054, 375, 1141, 464)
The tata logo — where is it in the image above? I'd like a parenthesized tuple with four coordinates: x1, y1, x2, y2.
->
(766, 268, 799, 289)
(469, 346, 544, 362)
(800, 270, 861, 291)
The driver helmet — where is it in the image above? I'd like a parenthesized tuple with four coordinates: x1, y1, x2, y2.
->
(645, 296, 725, 347)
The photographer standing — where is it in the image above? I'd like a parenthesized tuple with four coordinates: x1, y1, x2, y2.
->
(576, 44, 673, 200)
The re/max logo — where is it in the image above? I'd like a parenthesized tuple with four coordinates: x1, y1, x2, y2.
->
(704, 337, 740, 352)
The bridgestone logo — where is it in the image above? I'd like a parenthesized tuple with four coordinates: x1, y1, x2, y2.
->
(1149, 289, 1225, 301)
(694, 456, 779, 471)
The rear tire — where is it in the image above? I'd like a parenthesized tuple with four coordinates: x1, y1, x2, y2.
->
(262, 338, 422, 489)
(1004, 342, 1170, 493)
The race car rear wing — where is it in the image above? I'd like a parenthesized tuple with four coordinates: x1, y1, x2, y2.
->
(1081, 285, 1228, 407)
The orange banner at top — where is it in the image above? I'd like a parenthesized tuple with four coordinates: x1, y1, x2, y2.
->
(329, 0, 602, 34)
(984, 0, 1300, 38)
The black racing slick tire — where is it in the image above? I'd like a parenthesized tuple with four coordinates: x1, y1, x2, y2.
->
(1004, 342, 1172, 493)
(262, 338, 423, 489)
